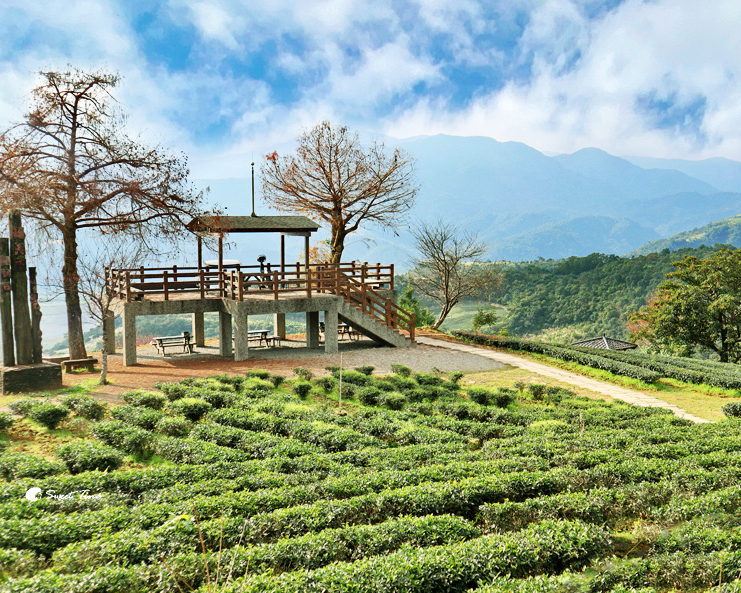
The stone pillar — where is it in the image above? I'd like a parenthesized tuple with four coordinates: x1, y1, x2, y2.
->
(273, 313, 286, 340)
(122, 309, 137, 366)
(233, 306, 249, 361)
(219, 311, 232, 357)
(192, 312, 205, 347)
(9, 212, 32, 365)
(0, 239, 14, 367)
(306, 311, 320, 348)
(103, 311, 116, 354)
(324, 309, 338, 354)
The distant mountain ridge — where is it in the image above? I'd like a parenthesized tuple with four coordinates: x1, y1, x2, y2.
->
(631, 215, 741, 255)
(195, 135, 741, 264)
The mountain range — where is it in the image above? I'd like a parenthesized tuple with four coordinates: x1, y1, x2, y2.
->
(195, 135, 741, 266)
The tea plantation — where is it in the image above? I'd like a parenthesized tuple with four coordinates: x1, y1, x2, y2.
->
(1, 366, 741, 592)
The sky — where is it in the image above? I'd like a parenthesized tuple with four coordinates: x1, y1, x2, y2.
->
(2, 0, 741, 179)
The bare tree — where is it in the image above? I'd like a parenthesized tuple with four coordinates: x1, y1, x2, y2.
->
(409, 219, 501, 329)
(0, 69, 206, 359)
(261, 121, 418, 263)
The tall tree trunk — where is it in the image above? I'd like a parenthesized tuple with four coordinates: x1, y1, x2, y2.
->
(62, 227, 87, 359)
(432, 302, 454, 330)
(99, 337, 108, 385)
(330, 228, 346, 264)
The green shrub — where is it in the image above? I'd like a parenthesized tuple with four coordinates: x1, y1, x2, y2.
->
(8, 398, 39, 417)
(92, 420, 155, 456)
(29, 403, 69, 429)
(514, 381, 526, 392)
(383, 392, 407, 410)
(293, 381, 313, 399)
(374, 379, 395, 392)
(314, 376, 336, 393)
(449, 371, 464, 384)
(334, 370, 370, 386)
(121, 390, 168, 410)
(390, 364, 412, 377)
(154, 382, 190, 401)
(0, 452, 66, 480)
(527, 383, 547, 401)
(211, 374, 245, 391)
(110, 405, 164, 430)
(385, 375, 417, 392)
(245, 369, 271, 380)
(467, 387, 491, 405)
(355, 366, 375, 376)
(339, 383, 358, 398)
(155, 415, 192, 437)
(325, 365, 341, 374)
(199, 389, 236, 409)
(56, 441, 124, 474)
(60, 394, 107, 421)
(293, 367, 314, 380)
(169, 398, 213, 422)
(722, 402, 741, 418)
(491, 388, 515, 408)
(268, 374, 285, 388)
(358, 386, 382, 406)
(414, 372, 444, 386)
(243, 378, 275, 395)
(0, 412, 13, 430)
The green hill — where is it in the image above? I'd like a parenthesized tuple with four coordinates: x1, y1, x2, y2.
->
(631, 215, 741, 255)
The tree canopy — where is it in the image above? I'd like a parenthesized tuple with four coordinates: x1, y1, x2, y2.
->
(261, 121, 417, 263)
(0, 69, 206, 358)
(629, 248, 741, 362)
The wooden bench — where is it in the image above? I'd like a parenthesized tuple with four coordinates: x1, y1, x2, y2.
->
(61, 358, 98, 372)
(150, 332, 194, 355)
(319, 322, 362, 340)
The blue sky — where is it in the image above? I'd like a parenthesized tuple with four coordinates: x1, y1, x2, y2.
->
(2, 0, 741, 178)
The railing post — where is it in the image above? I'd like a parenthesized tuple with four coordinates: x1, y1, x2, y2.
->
(385, 298, 392, 327)
(361, 282, 367, 313)
(238, 271, 244, 301)
(390, 264, 394, 290)
(306, 267, 312, 298)
(273, 271, 279, 299)
(361, 264, 366, 286)
(139, 266, 144, 281)
(336, 267, 341, 297)
(230, 270, 235, 299)
(200, 269, 205, 299)
(163, 270, 169, 300)
(126, 271, 131, 302)
(173, 265, 178, 282)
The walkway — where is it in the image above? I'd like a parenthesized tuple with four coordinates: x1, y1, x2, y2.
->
(417, 336, 711, 424)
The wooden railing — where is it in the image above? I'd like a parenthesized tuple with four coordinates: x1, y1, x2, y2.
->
(106, 262, 413, 341)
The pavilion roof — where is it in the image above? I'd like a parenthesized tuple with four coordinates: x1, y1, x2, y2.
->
(186, 215, 320, 234)
(571, 335, 638, 351)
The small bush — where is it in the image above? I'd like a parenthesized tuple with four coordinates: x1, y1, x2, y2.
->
(383, 392, 407, 410)
(413, 372, 444, 386)
(169, 398, 213, 422)
(354, 366, 375, 376)
(0, 452, 65, 480)
(491, 387, 516, 408)
(246, 369, 271, 380)
(121, 390, 168, 410)
(390, 364, 412, 377)
(325, 365, 341, 374)
(242, 378, 275, 396)
(406, 388, 430, 403)
(374, 380, 396, 392)
(722, 402, 741, 418)
(268, 375, 285, 388)
(292, 381, 313, 399)
(30, 403, 69, 430)
(333, 369, 369, 386)
(358, 386, 382, 406)
(155, 382, 191, 401)
(545, 386, 564, 405)
(211, 374, 245, 391)
(0, 412, 13, 431)
(60, 394, 107, 421)
(8, 398, 39, 417)
(199, 389, 236, 409)
(338, 383, 358, 398)
(513, 381, 526, 392)
(526, 383, 547, 400)
(467, 387, 491, 405)
(92, 421, 155, 457)
(385, 375, 417, 392)
(293, 367, 314, 381)
(448, 371, 464, 384)
(56, 441, 124, 474)
(155, 415, 192, 437)
(314, 377, 336, 393)
(110, 405, 165, 430)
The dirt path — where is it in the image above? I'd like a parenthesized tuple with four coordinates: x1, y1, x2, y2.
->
(417, 336, 711, 424)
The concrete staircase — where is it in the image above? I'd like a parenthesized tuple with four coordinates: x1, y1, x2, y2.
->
(338, 301, 413, 348)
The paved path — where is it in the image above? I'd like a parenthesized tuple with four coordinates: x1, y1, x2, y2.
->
(417, 336, 711, 424)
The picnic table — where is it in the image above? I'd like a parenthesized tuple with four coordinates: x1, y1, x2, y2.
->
(319, 322, 362, 340)
(233, 330, 280, 347)
(150, 332, 194, 355)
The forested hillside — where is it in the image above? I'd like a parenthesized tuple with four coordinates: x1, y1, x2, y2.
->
(494, 245, 727, 341)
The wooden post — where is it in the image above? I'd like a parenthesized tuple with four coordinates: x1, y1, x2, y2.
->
(0, 238, 14, 366)
(139, 266, 144, 281)
(410, 313, 415, 342)
(304, 234, 310, 270)
(29, 267, 42, 364)
(390, 264, 394, 290)
(273, 271, 279, 300)
(361, 264, 366, 286)
(163, 270, 169, 301)
(197, 235, 203, 270)
(361, 282, 367, 313)
(9, 212, 32, 365)
(238, 271, 244, 301)
(199, 269, 205, 299)
(126, 271, 131, 302)
(385, 299, 392, 327)
(306, 267, 312, 298)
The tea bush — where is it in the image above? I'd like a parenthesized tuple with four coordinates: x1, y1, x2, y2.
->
(56, 441, 124, 474)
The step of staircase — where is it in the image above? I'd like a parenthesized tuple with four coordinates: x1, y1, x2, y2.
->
(338, 302, 412, 348)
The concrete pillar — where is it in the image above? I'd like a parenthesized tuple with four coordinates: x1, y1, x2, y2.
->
(324, 309, 338, 354)
(233, 307, 249, 362)
(103, 311, 116, 354)
(273, 313, 286, 340)
(122, 309, 136, 366)
(219, 311, 232, 357)
(192, 312, 205, 347)
(306, 311, 320, 348)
